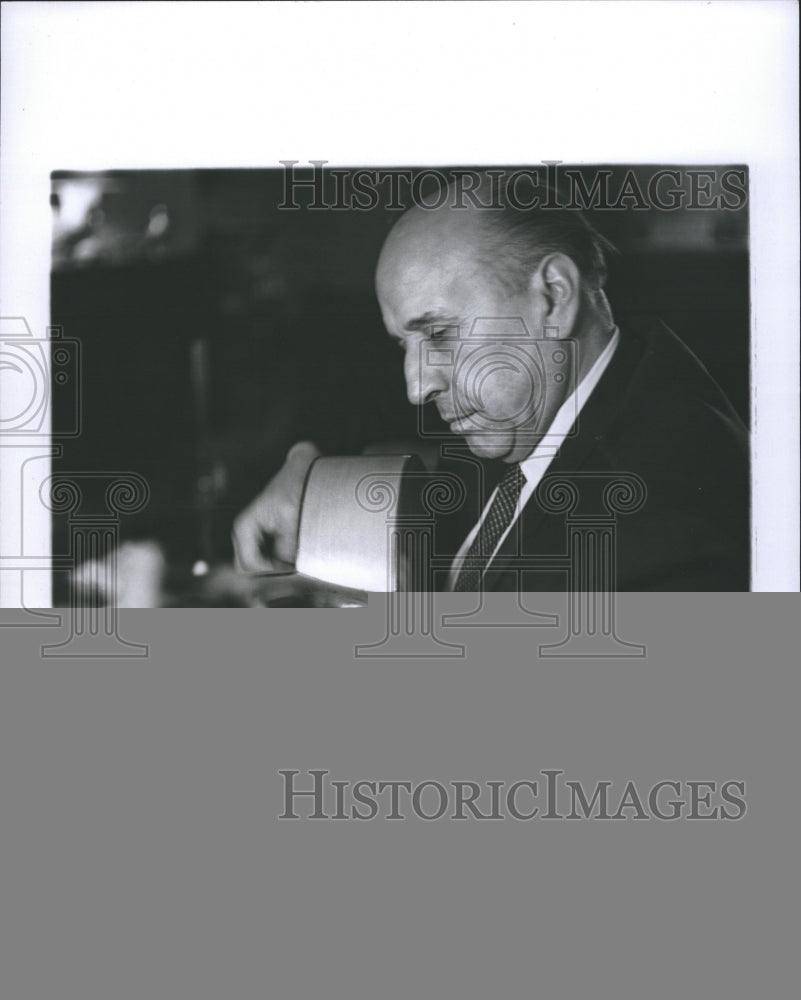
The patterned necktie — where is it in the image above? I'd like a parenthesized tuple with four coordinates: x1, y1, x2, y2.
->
(454, 464, 525, 591)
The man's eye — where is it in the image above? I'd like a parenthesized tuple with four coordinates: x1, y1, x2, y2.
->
(429, 328, 449, 340)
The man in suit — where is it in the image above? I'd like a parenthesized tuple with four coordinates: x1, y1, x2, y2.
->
(233, 178, 749, 591)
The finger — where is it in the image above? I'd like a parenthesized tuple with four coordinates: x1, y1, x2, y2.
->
(287, 440, 322, 465)
(232, 515, 272, 573)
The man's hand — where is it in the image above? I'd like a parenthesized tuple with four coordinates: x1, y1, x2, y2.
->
(232, 441, 321, 572)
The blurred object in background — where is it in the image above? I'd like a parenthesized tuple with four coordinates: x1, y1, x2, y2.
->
(72, 540, 167, 608)
(69, 541, 262, 607)
(51, 172, 199, 269)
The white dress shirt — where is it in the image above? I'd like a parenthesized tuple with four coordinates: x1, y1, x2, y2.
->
(447, 328, 620, 590)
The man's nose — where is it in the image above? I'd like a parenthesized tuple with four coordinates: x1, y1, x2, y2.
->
(404, 343, 449, 406)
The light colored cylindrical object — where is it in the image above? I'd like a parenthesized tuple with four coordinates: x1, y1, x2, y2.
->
(296, 454, 422, 593)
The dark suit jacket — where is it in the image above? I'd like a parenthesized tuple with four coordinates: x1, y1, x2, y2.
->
(437, 319, 750, 592)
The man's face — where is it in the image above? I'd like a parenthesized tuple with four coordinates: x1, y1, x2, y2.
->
(376, 215, 566, 463)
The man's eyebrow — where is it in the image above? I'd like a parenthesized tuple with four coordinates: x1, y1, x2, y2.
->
(404, 312, 454, 332)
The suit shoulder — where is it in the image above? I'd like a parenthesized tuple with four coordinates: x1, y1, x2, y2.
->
(599, 319, 747, 463)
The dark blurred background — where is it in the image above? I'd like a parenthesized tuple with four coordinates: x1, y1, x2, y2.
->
(50, 165, 749, 587)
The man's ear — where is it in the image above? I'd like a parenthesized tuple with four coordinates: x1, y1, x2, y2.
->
(529, 253, 581, 339)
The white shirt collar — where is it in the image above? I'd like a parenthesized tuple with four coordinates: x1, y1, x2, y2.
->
(519, 326, 620, 482)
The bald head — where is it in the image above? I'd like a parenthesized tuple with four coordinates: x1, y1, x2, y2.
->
(375, 201, 490, 318)
(378, 174, 614, 300)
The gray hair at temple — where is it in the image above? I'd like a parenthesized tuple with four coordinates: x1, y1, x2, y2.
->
(460, 172, 619, 296)
(466, 175, 618, 293)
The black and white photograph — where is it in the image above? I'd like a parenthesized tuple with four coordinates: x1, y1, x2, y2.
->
(45, 163, 751, 605)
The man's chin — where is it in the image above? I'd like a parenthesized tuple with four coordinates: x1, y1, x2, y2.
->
(460, 432, 514, 461)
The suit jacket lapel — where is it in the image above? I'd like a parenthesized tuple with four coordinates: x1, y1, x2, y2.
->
(481, 321, 649, 590)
